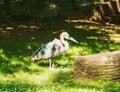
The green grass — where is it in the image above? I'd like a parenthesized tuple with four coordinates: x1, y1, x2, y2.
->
(0, 18, 120, 92)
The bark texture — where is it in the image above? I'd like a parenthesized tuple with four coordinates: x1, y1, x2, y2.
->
(74, 51, 120, 81)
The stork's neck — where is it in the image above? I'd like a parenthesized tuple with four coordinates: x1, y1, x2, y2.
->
(60, 37, 69, 52)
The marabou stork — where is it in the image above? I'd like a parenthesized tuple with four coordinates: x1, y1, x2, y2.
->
(31, 32, 78, 69)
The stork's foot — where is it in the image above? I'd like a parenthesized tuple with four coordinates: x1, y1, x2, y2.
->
(49, 67, 71, 71)
(50, 66, 55, 70)
(50, 68, 55, 70)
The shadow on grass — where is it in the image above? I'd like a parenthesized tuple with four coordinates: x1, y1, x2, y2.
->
(0, 42, 45, 74)
(0, 81, 38, 92)
(68, 22, 120, 49)
(0, 18, 120, 75)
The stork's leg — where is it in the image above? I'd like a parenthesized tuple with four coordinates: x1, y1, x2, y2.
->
(49, 59, 54, 70)
(52, 62, 54, 69)
(49, 59, 52, 70)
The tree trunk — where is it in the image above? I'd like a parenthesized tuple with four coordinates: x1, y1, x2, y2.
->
(3, 0, 11, 15)
(71, 0, 76, 10)
(29, 0, 33, 19)
(74, 51, 120, 81)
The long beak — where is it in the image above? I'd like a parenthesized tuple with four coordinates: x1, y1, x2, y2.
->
(69, 36, 78, 43)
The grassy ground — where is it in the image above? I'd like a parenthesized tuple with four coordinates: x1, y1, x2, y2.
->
(0, 17, 120, 92)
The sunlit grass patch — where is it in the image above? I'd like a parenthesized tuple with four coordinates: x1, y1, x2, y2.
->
(0, 70, 119, 92)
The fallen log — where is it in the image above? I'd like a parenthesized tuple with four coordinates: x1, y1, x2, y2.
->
(74, 51, 120, 81)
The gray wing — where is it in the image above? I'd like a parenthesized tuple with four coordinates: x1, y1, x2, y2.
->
(31, 39, 63, 61)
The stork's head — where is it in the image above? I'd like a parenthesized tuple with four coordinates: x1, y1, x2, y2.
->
(60, 32, 78, 43)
